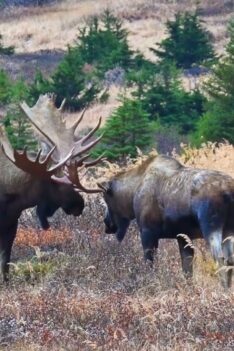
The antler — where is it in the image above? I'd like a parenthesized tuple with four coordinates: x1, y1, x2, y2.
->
(20, 94, 102, 162)
(0, 95, 103, 190)
(0, 126, 74, 180)
(66, 154, 104, 193)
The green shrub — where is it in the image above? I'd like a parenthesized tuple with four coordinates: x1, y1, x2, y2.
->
(10, 247, 56, 283)
(152, 11, 215, 69)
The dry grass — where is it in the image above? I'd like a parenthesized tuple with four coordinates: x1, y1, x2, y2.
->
(0, 2, 234, 350)
(0, 144, 234, 350)
(179, 142, 234, 177)
(0, 0, 232, 57)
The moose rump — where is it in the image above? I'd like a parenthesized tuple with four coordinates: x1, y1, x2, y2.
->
(98, 155, 234, 287)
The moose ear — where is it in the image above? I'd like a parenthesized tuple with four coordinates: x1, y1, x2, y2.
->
(97, 181, 113, 196)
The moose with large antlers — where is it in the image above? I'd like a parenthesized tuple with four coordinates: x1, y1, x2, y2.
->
(98, 154, 234, 288)
(0, 94, 102, 282)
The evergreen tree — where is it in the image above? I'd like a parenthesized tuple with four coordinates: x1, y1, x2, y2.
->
(28, 10, 134, 110)
(3, 78, 36, 150)
(0, 69, 12, 104)
(139, 62, 206, 134)
(152, 11, 215, 69)
(77, 10, 133, 76)
(195, 20, 234, 144)
(92, 97, 154, 160)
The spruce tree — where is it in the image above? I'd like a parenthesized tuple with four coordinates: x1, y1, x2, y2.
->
(139, 62, 206, 134)
(3, 78, 36, 150)
(195, 20, 234, 144)
(28, 10, 134, 110)
(92, 97, 153, 160)
(152, 11, 215, 69)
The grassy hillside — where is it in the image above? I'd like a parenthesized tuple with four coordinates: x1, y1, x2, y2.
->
(0, 0, 233, 56)
(0, 2, 234, 350)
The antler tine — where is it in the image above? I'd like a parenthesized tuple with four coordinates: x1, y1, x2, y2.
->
(71, 105, 88, 133)
(80, 116, 102, 145)
(11, 146, 75, 179)
(72, 154, 90, 167)
(43, 145, 56, 165)
(66, 161, 103, 193)
(0, 125, 15, 163)
(20, 100, 55, 147)
(49, 147, 75, 173)
(35, 149, 42, 163)
(72, 117, 102, 159)
(59, 98, 66, 111)
(73, 133, 103, 159)
(83, 154, 104, 167)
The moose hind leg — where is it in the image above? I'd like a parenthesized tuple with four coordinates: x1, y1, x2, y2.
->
(196, 202, 230, 286)
(0, 221, 18, 282)
(177, 236, 194, 278)
(223, 235, 234, 288)
(206, 229, 230, 288)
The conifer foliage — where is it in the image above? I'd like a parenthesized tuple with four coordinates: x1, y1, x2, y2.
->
(92, 97, 153, 160)
(152, 11, 215, 69)
(195, 20, 234, 144)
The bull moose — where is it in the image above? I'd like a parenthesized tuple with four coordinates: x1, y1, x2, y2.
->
(98, 154, 234, 287)
(0, 94, 102, 282)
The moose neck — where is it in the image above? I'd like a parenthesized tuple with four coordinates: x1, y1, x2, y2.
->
(112, 171, 144, 219)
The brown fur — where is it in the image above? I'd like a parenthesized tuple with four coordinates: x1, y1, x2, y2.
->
(101, 155, 234, 287)
(0, 148, 84, 282)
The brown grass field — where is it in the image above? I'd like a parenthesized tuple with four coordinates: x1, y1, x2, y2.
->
(0, 1, 234, 350)
(0, 144, 233, 351)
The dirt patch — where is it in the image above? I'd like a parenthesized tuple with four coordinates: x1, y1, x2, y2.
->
(0, 50, 64, 81)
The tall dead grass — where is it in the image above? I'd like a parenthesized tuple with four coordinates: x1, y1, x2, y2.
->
(0, 143, 233, 350)
(0, 0, 232, 56)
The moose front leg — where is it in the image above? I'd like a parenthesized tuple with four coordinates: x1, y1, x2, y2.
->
(0, 221, 18, 282)
(177, 235, 194, 278)
(140, 227, 159, 263)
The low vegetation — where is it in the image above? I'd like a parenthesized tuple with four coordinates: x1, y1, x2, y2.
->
(0, 2, 234, 350)
(0, 143, 233, 351)
(1, 6, 234, 158)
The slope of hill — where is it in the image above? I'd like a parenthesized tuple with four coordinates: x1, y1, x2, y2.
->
(0, 0, 233, 59)
(0, 3, 234, 349)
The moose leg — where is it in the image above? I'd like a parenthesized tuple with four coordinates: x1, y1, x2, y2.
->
(195, 202, 231, 286)
(0, 221, 18, 282)
(177, 236, 194, 278)
(116, 218, 130, 242)
(140, 227, 159, 263)
(222, 235, 234, 288)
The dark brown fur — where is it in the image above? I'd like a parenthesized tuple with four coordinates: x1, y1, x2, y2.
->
(0, 153, 84, 282)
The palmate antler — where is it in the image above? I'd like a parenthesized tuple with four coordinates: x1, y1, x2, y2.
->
(0, 94, 103, 192)
(20, 94, 102, 161)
